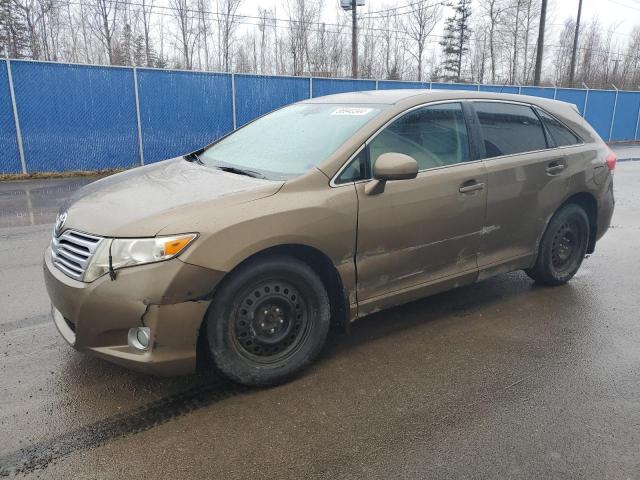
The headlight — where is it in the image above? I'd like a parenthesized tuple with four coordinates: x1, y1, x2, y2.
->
(84, 234, 197, 282)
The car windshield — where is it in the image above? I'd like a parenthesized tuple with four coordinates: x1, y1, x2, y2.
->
(198, 103, 385, 180)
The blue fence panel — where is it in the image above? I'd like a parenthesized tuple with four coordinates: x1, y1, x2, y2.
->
(378, 80, 427, 90)
(480, 84, 520, 94)
(137, 69, 233, 163)
(235, 74, 309, 127)
(520, 86, 556, 99)
(610, 91, 640, 142)
(11, 61, 139, 172)
(555, 88, 587, 115)
(0, 60, 21, 174)
(312, 78, 376, 97)
(582, 90, 616, 140)
(432, 82, 478, 91)
(3, 60, 640, 176)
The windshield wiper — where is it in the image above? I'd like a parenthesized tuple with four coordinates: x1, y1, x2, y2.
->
(216, 166, 266, 179)
(184, 152, 204, 165)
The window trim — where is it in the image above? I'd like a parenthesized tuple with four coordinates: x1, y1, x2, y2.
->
(330, 98, 586, 187)
(468, 99, 585, 162)
(330, 100, 475, 187)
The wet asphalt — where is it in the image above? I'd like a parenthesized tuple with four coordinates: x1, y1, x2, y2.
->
(1, 147, 639, 479)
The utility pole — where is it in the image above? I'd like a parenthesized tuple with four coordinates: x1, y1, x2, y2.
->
(533, 0, 547, 86)
(568, 0, 583, 87)
(352, 0, 358, 78)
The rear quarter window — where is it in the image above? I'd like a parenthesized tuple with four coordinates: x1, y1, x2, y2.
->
(536, 108, 582, 147)
(474, 102, 547, 158)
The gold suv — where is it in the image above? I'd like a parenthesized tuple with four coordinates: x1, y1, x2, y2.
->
(44, 90, 615, 386)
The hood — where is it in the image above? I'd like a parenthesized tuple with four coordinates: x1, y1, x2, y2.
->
(60, 158, 283, 237)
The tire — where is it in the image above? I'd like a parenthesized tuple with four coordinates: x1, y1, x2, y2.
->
(526, 203, 590, 286)
(206, 255, 330, 387)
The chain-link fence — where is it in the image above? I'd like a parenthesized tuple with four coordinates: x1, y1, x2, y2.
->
(1, 59, 640, 175)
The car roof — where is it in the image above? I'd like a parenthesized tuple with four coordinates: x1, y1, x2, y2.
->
(303, 89, 575, 112)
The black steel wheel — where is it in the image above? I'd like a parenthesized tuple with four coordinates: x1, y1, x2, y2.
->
(526, 203, 590, 286)
(206, 255, 330, 387)
(231, 280, 310, 363)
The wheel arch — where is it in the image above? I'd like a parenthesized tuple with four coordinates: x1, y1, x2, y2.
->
(562, 192, 598, 254)
(196, 243, 350, 371)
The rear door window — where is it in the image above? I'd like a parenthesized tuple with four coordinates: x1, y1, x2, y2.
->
(474, 102, 547, 158)
(536, 108, 582, 147)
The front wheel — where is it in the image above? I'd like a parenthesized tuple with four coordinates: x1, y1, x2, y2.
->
(526, 203, 590, 286)
(206, 256, 330, 387)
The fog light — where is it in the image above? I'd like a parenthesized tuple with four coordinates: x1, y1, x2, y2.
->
(128, 327, 151, 351)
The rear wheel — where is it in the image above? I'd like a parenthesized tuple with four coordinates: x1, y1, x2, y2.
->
(526, 204, 590, 286)
(206, 256, 330, 387)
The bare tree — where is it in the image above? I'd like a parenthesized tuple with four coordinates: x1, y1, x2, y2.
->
(170, 0, 197, 69)
(621, 26, 640, 89)
(285, 0, 321, 76)
(87, 0, 118, 64)
(218, 0, 243, 72)
(520, 0, 538, 83)
(509, 0, 524, 83)
(404, 0, 441, 81)
(377, 5, 407, 80)
(481, 0, 507, 83)
(257, 7, 273, 74)
(139, 0, 154, 66)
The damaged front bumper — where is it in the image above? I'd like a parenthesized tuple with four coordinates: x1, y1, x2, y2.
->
(43, 247, 226, 375)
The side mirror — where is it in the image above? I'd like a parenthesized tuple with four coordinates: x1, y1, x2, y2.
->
(365, 152, 418, 195)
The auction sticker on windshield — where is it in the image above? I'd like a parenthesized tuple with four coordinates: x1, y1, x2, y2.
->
(331, 107, 374, 116)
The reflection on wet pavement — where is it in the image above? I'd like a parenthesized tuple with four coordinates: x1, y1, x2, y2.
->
(0, 178, 100, 228)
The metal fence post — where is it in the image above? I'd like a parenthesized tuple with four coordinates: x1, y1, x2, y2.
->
(634, 98, 640, 141)
(5, 58, 27, 174)
(582, 82, 590, 118)
(608, 83, 619, 142)
(309, 76, 313, 98)
(375, 79, 379, 90)
(132, 67, 145, 166)
(553, 85, 557, 100)
(231, 73, 237, 130)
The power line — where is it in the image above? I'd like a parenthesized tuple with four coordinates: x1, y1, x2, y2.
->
(360, 0, 447, 19)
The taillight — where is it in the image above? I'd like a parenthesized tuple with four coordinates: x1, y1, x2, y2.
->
(605, 150, 617, 171)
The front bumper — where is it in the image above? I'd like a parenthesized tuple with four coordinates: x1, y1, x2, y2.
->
(44, 246, 225, 375)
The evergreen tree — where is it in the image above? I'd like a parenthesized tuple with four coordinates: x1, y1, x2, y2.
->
(440, 0, 472, 82)
(155, 54, 168, 69)
(120, 23, 133, 65)
(133, 34, 148, 67)
(0, 0, 29, 58)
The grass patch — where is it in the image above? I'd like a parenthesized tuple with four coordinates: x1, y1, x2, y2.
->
(0, 169, 125, 181)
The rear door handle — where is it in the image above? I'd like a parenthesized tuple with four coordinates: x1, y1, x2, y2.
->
(546, 161, 566, 175)
(459, 181, 485, 194)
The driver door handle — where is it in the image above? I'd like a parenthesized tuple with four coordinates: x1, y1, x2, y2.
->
(459, 180, 485, 194)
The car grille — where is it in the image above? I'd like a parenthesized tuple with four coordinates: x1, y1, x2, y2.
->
(51, 230, 103, 281)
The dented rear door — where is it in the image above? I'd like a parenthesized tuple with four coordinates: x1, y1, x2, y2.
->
(471, 101, 570, 269)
